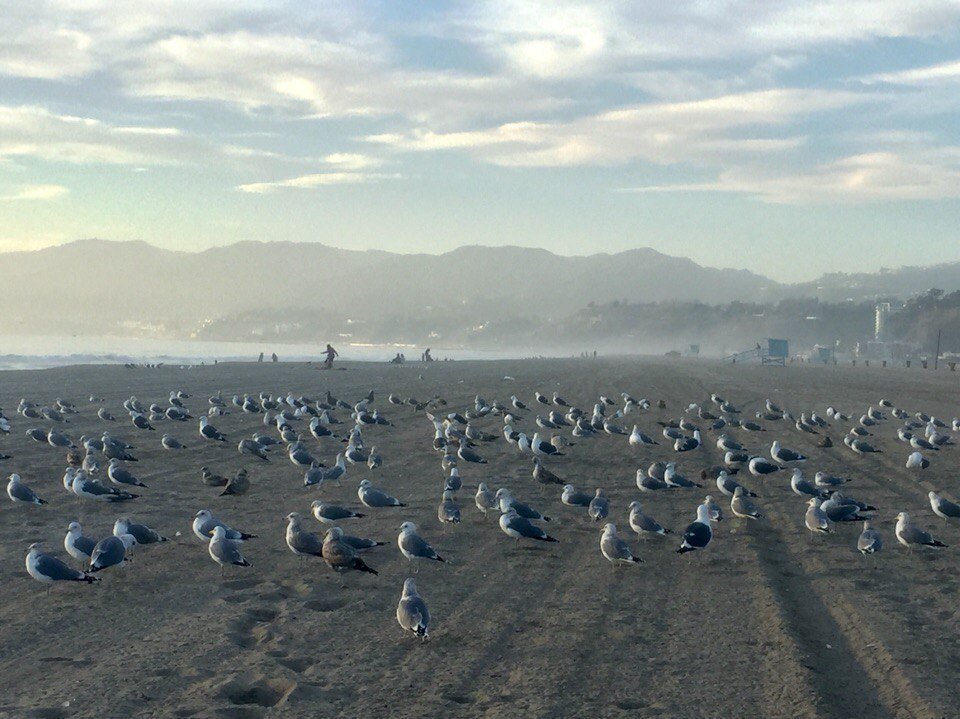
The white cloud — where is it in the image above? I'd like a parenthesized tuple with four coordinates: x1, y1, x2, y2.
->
(368, 88, 864, 167)
(0, 184, 69, 201)
(862, 59, 960, 85)
(236, 171, 399, 193)
(623, 149, 960, 204)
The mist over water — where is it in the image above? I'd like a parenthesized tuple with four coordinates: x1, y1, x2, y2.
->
(0, 334, 528, 370)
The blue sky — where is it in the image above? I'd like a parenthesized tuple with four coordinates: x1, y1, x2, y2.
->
(2, 0, 960, 281)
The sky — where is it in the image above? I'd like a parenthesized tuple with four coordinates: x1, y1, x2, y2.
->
(2, 1, 960, 282)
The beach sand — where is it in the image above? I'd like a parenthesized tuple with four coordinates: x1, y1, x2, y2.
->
(0, 357, 957, 719)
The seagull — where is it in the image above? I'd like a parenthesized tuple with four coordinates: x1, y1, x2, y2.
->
(72, 472, 139, 502)
(456, 442, 487, 464)
(748, 457, 781, 478)
(702, 495, 723, 523)
(636, 470, 669, 492)
(397, 578, 430, 640)
(532, 457, 564, 485)
(161, 434, 185, 450)
(906, 451, 929, 469)
(716, 471, 757, 497)
(731, 486, 764, 520)
(496, 488, 550, 521)
(114, 517, 167, 544)
(398, 522, 445, 565)
(790, 469, 830, 499)
(929, 492, 960, 523)
(358, 479, 406, 508)
(805, 498, 831, 535)
(677, 505, 713, 554)
(198, 416, 226, 442)
(475, 483, 497, 517)
(628, 501, 671, 538)
(26, 543, 98, 585)
(770, 441, 806, 465)
(673, 430, 701, 453)
(64, 521, 97, 564)
(238, 438, 270, 461)
(288, 441, 319, 468)
(108, 459, 147, 488)
(600, 524, 642, 566)
(857, 521, 883, 556)
(7, 473, 46, 505)
(628, 425, 657, 446)
(588, 489, 609, 521)
(311, 501, 365, 524)
(562, 484, 593, 508)
(820, 496, 867, 522)
(192, 509, 256, 542)
(322, 527, 378, 576)
(90, 534, 136, 573)
(208, 525, 251, 573)
(664, 463, 701, 488)
(438, 490, 461, 525)
(498, 508, 558, 543)
(285, 512, 324, 558)
(895, 512, 946, 550)
(531, 433, 563, 458)
(814, 471, 850, 489)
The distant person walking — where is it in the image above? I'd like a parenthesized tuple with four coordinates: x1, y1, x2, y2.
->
(424, 348, 433, 362)
(258, 352, 264, 363)
(271, 352, 278, 363)
(323, 343, 339, 370)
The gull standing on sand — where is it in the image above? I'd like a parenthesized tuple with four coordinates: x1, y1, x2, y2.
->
(26, 543, 98, 585)
(628, 501, 671, 538)
(64, 521, 97, 564)
(906, 451, 930, 469)
(716, 471, 756, 498)
(588, 489, 609, 521)
(358, 479, 406, 508)
(857, 521, 883, 556)
(285, 512, 324, 558)
(90, 534, 136, 573)
(114, 517, 167, 544)
(496, 488, 551, 522)
(895, 512, 947, 550)
(677, 505, 713, 554)
(929, 492, 960, 523)
(600, 523, 642, 566)
(209, 525, 251, 573)
(108, 459, 147, 488)
(322, 527, 378, 576)
(805, 498, 831, 536)
(398, 522, 445, 566)
(562, 484, 593, 508)
(438, 490, 461, 525)
(730, 486, 764, 520)
(474, 483, 497, 517)
(397, 578, 430, 639)
(193, 509, 257, 542)
(238, 438, 269, 461)
(7, 473, 46, 505)
(311, 501, 365, 524)
(198, 416, 226, 442)
(499, 508, 558, 543)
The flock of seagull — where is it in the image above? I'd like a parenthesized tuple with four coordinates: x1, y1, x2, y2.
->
(4, 378, 959, 641)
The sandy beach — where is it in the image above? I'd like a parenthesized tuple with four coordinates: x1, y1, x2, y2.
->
(1, 357, 958, 719)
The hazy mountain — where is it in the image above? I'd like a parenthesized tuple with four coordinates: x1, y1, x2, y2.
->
(2, 239, 957, 341)
(0, 240, 776, 336)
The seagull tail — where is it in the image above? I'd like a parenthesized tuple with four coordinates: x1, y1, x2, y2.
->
(928, 539, 948, 548)
(239, 532, 258, 540)
(356, 559, 378, 575)
(80, 573, 100, 583)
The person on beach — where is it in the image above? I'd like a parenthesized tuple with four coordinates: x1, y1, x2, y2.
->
(323, 344, 339, 369)
(423, 348, 433, 362)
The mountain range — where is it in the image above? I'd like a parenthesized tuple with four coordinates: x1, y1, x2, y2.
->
(2, 239, 958, 339)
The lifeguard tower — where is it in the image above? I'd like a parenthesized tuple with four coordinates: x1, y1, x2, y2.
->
(725, 338, 789, 365)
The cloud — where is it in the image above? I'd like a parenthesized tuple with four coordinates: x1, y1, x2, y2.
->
(622, 149, 960, 204)
(0, 184, 69, 201)
(368, 88, 864, 167)
(236, 171, 399, 193)
(862, 59, 960, 86)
